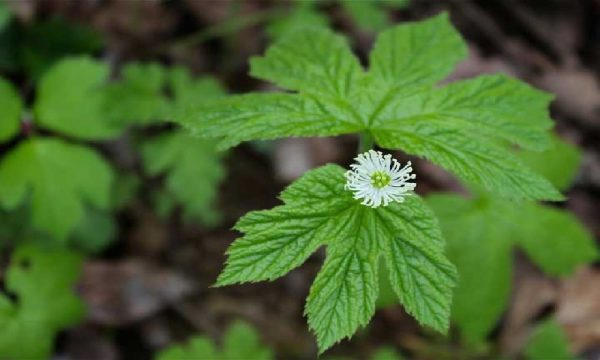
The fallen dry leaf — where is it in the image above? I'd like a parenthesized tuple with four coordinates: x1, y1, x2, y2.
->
(79, 259, 195, 326)
(557, 267, 600, 352)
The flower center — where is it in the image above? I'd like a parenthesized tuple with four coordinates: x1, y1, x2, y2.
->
(370, 171, 391, 189)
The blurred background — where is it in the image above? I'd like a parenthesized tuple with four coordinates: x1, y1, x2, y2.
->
(0, 0, 598, 359)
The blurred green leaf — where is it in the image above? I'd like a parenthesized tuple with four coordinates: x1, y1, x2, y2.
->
(0, 137, 114, 242)
(157, 320, 273, 360)
(0, 245, 85, 359)
(0, 76, 22, 142)
(168, 67, 224, 116)
(103, 62, 170, 126)
(20, 17, 103, 80)
(518, 135, 582, 191)
(142, 131, 225, 226)
(426, 136, 597, 344)
(428, 184, 597, 345)
(428, 194, 597, 344)
(340, 0, 409, 32)
(371, 347, 404, 360)
(524, 318, 577, 360)
(35, 57, 124, 140)
(266, 1, 329, 40)
(70, 208, 117, 254)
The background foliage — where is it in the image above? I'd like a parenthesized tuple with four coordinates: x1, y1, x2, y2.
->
(0, 0, 598, 359)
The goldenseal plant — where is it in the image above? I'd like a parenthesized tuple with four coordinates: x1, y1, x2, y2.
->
(177, 13, 564, 353)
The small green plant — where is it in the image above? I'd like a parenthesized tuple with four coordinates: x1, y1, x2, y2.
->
(157, 320, 273, 360)
(102, 63, 227, 224)
(0, 57, 116, 243)
(0, 245, 84, 358)
(178, 13, 564, 353)
(427, 137, 598, 344)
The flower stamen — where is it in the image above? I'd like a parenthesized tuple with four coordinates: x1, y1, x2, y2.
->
(345, 150, 416, 208)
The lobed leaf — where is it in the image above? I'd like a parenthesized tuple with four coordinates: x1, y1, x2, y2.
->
(250, 26, 364, 99)
(367, 13, 466, 89)
(157, 320, 272, 360)
(0, 245, 85, 359)
(0, 137, 114, 241)
(180, 13, 560, 201)
(34, 57, 122, 139)
(180, 93, 362, 150)
(142, 131, 225, 225)
(102, 62, 169, 126)
(517, 135, 582, 191)
(218, 165, 456, 352)
(427, 189, 598, 344)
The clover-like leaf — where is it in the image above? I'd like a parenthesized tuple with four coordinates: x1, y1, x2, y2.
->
(0, 76, 22, 142)
(0, 245, 85, 359)
(142, 131, 225, 225)
(179, 13, 560, 201)
(0, 137, 114, 241)
(34, 56, 123, 139)
(157, 320, 273, 360)
(217, 165, 456, 352)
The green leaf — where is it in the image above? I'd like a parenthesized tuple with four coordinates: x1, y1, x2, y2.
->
(0, 137, 114, 241)
(367, 13, 466, 89)
(70, 208, 117, 254)
(374, 126, 562, 202)
(156, 320, 273, 360)
(517, 135, 582, 191)
(222, 321, 274, 360)
(0, 76, 22, 142)
(516, 203, 598, 276)
(217, 165, 456, 352)
(250, 26, 364, 99)
(266, 2, 329, 40)
(371, 347, 405, 360)
(180, 93, 362, 150)
(340, 0, 410, 33)
(158, 337, 219, 360)
(340, 0, 389, 32)
(19, 17, 103, 80)
(168, 67, 224, 118)
(0, 245, 85, 359)
(524, 318, 576, 360)
(181, 13, 559, 201)
(427, 193, 598, 344)
(34, 57, 123, 139)
(103, 62, 170, 126)
(142, 131, 225, 225)
(427, 194, 513, 344)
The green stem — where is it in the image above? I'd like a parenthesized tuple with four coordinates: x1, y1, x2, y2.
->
(170, 8, 286, 50)
(358, 132, 374, 153)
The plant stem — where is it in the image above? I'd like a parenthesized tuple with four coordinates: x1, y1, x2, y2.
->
(358, 132, 374, 153)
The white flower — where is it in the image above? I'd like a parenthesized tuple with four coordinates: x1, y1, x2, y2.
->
(345, 150, 416, 208)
